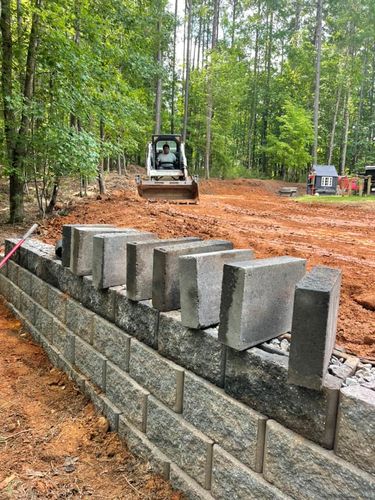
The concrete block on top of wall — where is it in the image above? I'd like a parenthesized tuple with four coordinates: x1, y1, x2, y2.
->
(183, 371, 267, 472)
(47, 284, 67, 323)
(62, 224, 113, 267)
(92, 231, 155, 289)
(219, 256, 306, 350)
(129, 338, 184, 412)
(126, 237, 201, 301)
(146, 395, 213, 490)
(30, 274, 48, 308)
(81, 276, 116, 322)
(334, 385, 375, 476)
(263, 420, 375, 499)
(152, 240, 233, 312)
(179, 249, 254, 329)
(225, 346, 341, 449)
(158, 311, 226, 387)
(288, 266, 342, 390)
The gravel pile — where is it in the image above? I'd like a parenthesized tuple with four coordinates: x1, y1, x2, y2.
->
(343, 364, 375, 391)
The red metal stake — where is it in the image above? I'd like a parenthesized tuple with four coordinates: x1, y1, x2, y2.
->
(0, 224, 38, 270)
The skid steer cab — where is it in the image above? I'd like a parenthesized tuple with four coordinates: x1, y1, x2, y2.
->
(135, 134, 199, 203)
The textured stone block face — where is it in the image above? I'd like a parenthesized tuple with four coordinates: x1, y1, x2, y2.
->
(66, 299, 95, 344)
(158, 311, 225, 387)
(126, 237, 200, 301)
(71, 226, 132, 276)
(92, 231, 154, 289)
(263, 420, 375, 499)
(47, 285, 67, 323)
(0, 274, 10, 299)
(169, 464, 214, 500)
(225, 347, 341, 448)
(146, 396, 213, 489)
(8, 281, 20, 310)
(52, 319, 75, 363)
(93, 316, 130, 372)
(212, 445, 288, 500)
(219, 256, 306, 350)
(81, 276, 115, 322)
(30, 275, 48, 308)
(129, 339, 184, 412)
(179, 249, 254, 329)
(18, 267, 32, 295)
(115, 289, 159, 348)
(34, 304, 54, 341)
(62, 224, 112, 267)
(334, 386, 375, 475)
(84, 381, 121, 431)
(7, 259, 19, 284)
(19, 291, 35, 323)
(74, 336, 106, 390)
(118, 416, 171, 480)
(288, 266, 342, 390)
(152, 240, 233, 311)
(183, 371, 266, 471)
(106, 362, 149, 431)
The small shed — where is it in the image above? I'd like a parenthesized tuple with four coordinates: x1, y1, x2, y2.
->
(307, 165, 338, 195)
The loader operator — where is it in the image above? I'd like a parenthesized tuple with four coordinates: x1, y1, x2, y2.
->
(157, 144, 177, 169)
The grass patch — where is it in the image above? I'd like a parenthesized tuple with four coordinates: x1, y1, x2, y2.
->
(295, 195, 375, 204)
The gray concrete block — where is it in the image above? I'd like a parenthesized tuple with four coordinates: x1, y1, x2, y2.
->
(212, 445, 288, 500)
(52, 318, 75, 363)
(7, 259, 19, 284)
(152, 240, 233, 311)
(20, 317, 40, 344)
(146, 395, 213, 489)
(179, 249, 254, 329)
(62, 224, 113, 267)
(30, 274, 48, 308)
(334, 385, 375, 476)
(183, 371, 267, 471)
(169, 464, 214, 500)
(18, 267, 33, 295)
(288, 266, 342, 390)
(106, 362, 149, 431)
(4, 238, 19, 264)
(219, 256, 306, 350)
(19, 291, 35, 324)
(118, 416, 171, 480)
(66, 299, 95, 344)
(34, 303, 54, 342)
(81, 276, 116, 322)
(129, 339, 184, 412)
(71, 226, 134, 276)
(225, 346, 341, 448)
(93, 315, 130, 372)
(115, 289, 159, 348)
(84, 380, 122, 431)
(47, 284, 67, 323)
(0, 274, 10, 299)
(74, 336, 106, 390)
(56, 266, 83, 301)
(126, 237, 200, 301)
(158, 311, 225, 387)
(0, 257, 8, 277)
(263, 420, 375, 499)
(92, 231, 154, 289)
(8, 281, 20, 310)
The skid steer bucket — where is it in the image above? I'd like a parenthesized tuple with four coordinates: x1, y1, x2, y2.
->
(136, 178, 199, 203)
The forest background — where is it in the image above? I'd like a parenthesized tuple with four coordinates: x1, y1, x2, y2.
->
(0, 0, 374, 222)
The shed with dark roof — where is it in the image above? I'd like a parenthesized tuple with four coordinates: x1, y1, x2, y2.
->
(307, 165, 338, 195)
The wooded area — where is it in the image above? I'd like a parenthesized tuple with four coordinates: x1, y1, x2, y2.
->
(0, 0, 374, 221)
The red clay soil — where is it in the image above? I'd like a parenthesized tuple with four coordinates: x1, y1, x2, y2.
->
(0, 298, 180, 499)
(39, 176, 375, 360)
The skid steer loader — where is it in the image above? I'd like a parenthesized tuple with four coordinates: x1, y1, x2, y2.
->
(135, 134, 199, 203)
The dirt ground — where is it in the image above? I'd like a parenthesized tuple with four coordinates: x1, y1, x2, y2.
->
(0, 297, 180, 499)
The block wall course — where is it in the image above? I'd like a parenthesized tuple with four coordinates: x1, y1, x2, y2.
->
(158, 311, 225, 387)
(146, 395, 213, 490)
(211, 445, 289, 500)
(0, 273, 10, 298)
(129, 339, 184, 412)
(169, 464, 214, 500)
(74, 336, 106, 390)
(263, 420, 375, 500)
(84, 380, 122, 432)
(7, 259, 19, 284)
(19, 291, 35, 324)
(47, 285, 67, 323)
(66, 298, 95, 344)
(183, 371, 267, 471)
(52, 319, 75, 364)
(34, 303, 54, 342)
(18, 267, 33, 295)
(81, 276, 116, 322)
(8, 281, 21, 310)
(106, 362, 149, 432)
(93, 315, 130, 373)
(30, 274, 48, 308)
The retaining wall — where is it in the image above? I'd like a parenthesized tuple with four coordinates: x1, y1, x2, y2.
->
(0, 237, 374, 500)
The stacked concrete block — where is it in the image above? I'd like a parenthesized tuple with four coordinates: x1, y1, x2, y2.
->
(92, 230, 155, 289)
(126, 237, 200, 301)
(129, 339, 184, 412)
(158, 311, 226, 387)
(211, 445, 288, 500)
(146, 395, 213, 489)
(74, 336, 106, 390)
(225, 346, 341, 448)
(34, 303, 54, 342)
(183, 371, 267, 471)
(219, 256, 306, 350)
(52, 318, 75, 364)
(47, 285, 67, 323)
(153, 240, 233, 311)
(93, 316, 130, 373)
(334, 385, 375, 476)
(66, 298, 95, 344)
(288, 266, 342, 390)
(84, 380, 122, 432)
(169, 464, 214, 500)
(30, 274, 48, 308)
(62, 224, 114, 267)
(18, 267, 32, 295)
(179, 249, 254, 329)
(19, 291, 35, 324)
(263, 420, 375, 499)
(81, 276, 116, 322)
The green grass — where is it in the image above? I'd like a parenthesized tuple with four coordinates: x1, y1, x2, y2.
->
(295, 195, 375, 204)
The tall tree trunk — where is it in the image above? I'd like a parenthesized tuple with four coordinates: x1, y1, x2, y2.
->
(182, 0, 192, 142)
(312, 0, 323, 166)
(327, 85, 341, 165)
(340, 89, 350, 175)
(247, 0, 260, 169)
(231, 0, 237, 48)
(98, 118, 106, 194)
(351, 51, 368, 167)
(260, 9, 273, 174)
(154, 16, 163, 134)
(170, 0, 178, 133)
